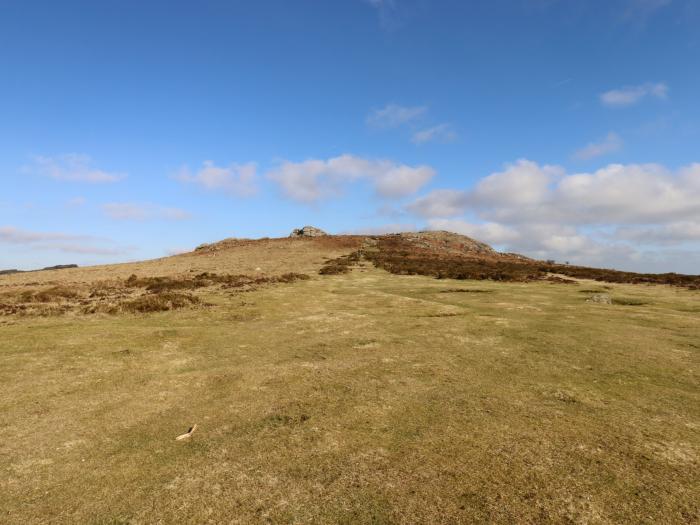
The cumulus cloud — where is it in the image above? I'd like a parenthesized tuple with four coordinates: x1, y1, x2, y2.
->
(26, 154, 124, 183)
(600, 82, 668, 107)
(471, 160, 564, 213)
(102, 203, 192, 221)
(406, 159, 700, 272)
(573, 132, 623, 160)
(412, 124, 457, 144)
(406, 189, 471, 218)
(426, 219, 520, 244)
(367, 104, 427, 128)
(426, 218, 640, 268)
(0, 226, 124, 256)
(556, 163, 700, 224)
(614, 221, 700, 245)
(177, 161, 258, 197)
(267, 154, 435, 203)
(420, 160, 700, 226)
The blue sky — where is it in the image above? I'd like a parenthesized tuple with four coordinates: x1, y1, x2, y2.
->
(1, 0, 699, 272)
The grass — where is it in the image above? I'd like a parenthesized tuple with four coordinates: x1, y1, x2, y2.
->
(1, 261, 698, 524)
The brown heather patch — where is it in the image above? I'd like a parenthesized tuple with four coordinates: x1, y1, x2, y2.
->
(0, 271, 311, 317)
(117, 292, 201, 314)
(330, 234, 700, 289)
(319, 252, 362, 275)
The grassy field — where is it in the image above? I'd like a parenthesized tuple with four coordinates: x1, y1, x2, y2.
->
(1, 256, 699, 523)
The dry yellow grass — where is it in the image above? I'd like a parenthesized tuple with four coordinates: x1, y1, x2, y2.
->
(1, 239, 698, 523)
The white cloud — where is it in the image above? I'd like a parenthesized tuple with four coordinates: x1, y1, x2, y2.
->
(412, 124, 457, 144)
(573, 132, 623, 160)
(165, 247, 192, 256)
(177, 161, 258, 197)
(44, 244, 127, 255)
(0, 226, 124, 256)
(427, 219, 519, 244)
(426, 219, 641, 268)
(472, 159, 564, 211)
(367, 104, 427, 128)
(427, 160, 700, 226)
(615, 221, 700, 245)
(406, 159, 700, 272)
(556, 163, 700, 224)
(267, 154, 435, 202)
(102, 203, 192, 221)
(0, 227, 93, 244)
(600, 82, 668, 107)
(367, 104, 458, 145)
(406, 189, 470, 218)
(27, 154, 124, 183)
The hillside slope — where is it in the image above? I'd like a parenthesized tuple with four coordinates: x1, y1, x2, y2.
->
(1, 230, 699, 523)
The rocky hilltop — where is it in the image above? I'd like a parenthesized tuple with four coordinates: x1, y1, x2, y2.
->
(385, 230, 496, 257)
(289, 226, 328, 238)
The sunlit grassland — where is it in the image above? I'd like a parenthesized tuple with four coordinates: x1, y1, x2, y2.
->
(1, 267, 698, 524)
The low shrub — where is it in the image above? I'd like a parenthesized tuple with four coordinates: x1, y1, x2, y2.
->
(29, 286, 81, 303)
(119, 292, 200, 313)
(612, 297, 649, 306)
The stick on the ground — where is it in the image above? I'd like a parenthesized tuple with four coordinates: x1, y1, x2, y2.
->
(175, 424, 197, 441)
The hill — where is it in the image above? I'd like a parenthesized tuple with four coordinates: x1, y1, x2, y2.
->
(1, 229, 698, 523)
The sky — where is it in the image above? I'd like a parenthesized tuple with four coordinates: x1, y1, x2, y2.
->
(1, 0, 699, 273)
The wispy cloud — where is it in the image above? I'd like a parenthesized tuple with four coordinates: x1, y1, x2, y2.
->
(573, 132, 623, 160)
(267, 154, 435, 203)
(0, 226, 125, 256)
(623, 0, 673, 22)
(363, 0, 402, 29)
(343, 223, 417, 235)
(26, 154, 125, 183)
(412, 124, 457, 144)
(366, 103, 427, 128)
(600, 82, 668, 107)
(176, 161, 258, 197)
(367, 103, 458, 144)
(0, 227, 94, 244)
(66, 197, 86, 208)
(164, 247, 192, 256)
(102, 203, 192, 221)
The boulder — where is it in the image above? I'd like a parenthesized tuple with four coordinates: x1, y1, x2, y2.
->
(587, 293, 612, 304)
(289, 226, 328, 238)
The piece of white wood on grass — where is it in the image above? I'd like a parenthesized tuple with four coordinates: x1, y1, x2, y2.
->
(175, 424, 197, 441)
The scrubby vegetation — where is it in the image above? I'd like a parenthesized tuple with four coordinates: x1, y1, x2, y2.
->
(544, 262, 700, 289)
(118, 292, 201, 313)
(319, 252, 362, 275)
(0, 271, 310, 317)
(321, 235, 700, 289)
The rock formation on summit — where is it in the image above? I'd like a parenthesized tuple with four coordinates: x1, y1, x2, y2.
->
(289, 226, 328, 238)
